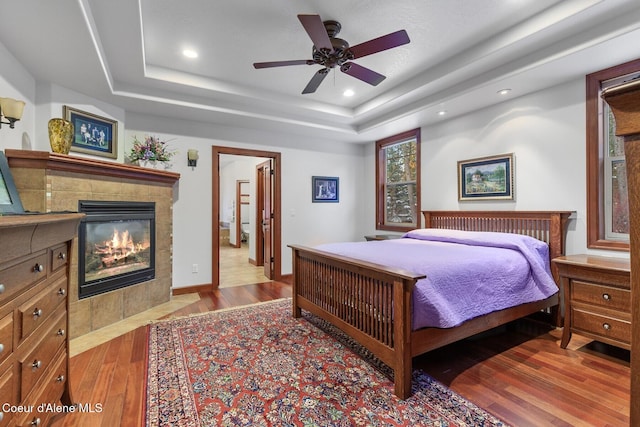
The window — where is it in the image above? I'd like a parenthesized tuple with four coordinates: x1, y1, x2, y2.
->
(376, 128, 421, 232)
(586, 58, 640, 251)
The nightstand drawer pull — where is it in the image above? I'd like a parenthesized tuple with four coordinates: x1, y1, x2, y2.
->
(602, 293, 610, 301)
(33, 263, 44, 273)
(31, 417, 41, 426)
(33, 308, 43, 318)
(0, 343, 3, 353)
(32, 359, 42, 369)
(603, 323, 611, 330)
(57, 374, 65, 382)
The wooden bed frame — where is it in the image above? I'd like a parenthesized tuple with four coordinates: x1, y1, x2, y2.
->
(289, 210, 573, 399)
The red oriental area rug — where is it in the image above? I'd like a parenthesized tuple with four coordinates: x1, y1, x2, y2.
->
(145, 298, 509, 426)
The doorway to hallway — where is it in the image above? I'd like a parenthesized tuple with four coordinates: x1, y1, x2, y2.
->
(212, 146, 282, 289)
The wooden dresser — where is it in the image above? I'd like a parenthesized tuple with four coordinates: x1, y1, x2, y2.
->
(0, 213, 83, 427)
(552, 254, 631, 350)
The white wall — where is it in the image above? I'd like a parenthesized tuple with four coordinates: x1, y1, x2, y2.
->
(124, 115, 366, 289)
(363, 78, 627, 258)
(3, 37, 628, 294)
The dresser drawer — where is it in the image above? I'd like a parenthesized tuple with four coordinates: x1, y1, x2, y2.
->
(572, 280, 631, 313)
(19, 309, 66, 401)
(0, 253, 48, 307)
(50, 244, 69, 273)
(0, 366, 16, 427)
(0, 312, 13, 366)
(572, 308, 631, 345)
(15, 351, 67, 427)
(18, 275, 67, 341)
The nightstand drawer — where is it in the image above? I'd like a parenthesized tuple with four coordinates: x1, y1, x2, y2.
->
(572, 308, 631, 345)
(572, 280, 630, 313)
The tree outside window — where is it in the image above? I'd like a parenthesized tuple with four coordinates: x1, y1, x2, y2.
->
(376, 129, 421, 232)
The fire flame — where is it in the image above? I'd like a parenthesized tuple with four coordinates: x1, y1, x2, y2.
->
(94, 229, 148, 266)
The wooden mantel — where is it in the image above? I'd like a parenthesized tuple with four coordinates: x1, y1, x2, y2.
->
(4, 149, 180, 185)
(602, 77, 640, 426)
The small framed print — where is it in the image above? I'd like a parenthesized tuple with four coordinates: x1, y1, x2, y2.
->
(312, 176, 339, 203)
(64, 105, 118, 158)
(458, 153, 514, 201)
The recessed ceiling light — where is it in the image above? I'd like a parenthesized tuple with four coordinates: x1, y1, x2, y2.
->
(343, 89, 355, 97)
(183, 49, 198, 59)
(498, 88, 511, 95)
(437, 110, 447, 116)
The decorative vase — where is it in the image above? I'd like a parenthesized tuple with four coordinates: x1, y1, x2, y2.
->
(48, 118, 74, 154)
(140, 160, 157, 169)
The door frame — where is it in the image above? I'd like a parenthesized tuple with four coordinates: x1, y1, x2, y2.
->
(212, 146, 282, 289)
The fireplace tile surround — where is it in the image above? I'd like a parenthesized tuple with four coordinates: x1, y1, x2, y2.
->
(5, 149, 180, 339)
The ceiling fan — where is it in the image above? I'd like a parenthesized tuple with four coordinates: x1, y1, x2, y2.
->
(253, 14, 410, 94)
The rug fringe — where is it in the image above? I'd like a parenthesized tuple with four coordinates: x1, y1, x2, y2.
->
(146, 297, 291, 325)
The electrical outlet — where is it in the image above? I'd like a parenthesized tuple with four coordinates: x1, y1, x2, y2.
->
(192, 264, 198, 273)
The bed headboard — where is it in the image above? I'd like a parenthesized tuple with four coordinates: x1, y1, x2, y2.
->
(422, 210, 573, 262)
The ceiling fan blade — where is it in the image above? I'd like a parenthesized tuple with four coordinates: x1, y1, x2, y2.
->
(349, 30, 410, 59)
(340, 62, 386, 86)
(253, 60, 312, 69)
(302, 69, 329, 94)
(298, 14, 333, 52)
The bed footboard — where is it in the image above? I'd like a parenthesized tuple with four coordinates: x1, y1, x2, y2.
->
(289, 244, 425, 399)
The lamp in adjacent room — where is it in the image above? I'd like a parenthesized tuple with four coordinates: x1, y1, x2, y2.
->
(187, 149, 199, 167)
(0, 97, 26, 129)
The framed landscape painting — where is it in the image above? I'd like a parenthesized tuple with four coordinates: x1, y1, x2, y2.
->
(64, 105, 118, 158)
(458, 153, 514, 201)
(312, 176, 339, 203)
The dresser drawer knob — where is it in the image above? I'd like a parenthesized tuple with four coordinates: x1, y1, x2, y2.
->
(56, 374, 65, 382)
(602, 293, 611, 301)
(0, 343, 3, 353)
(31, 417, 41, 426)
(0, 284, 4, 294)
(57, 329, 66, 337)
(0, 412, 3, 422)
(58, 288, 66, 296)
(58, 252, 66, 260)
(603, 323, 611, 331)
(33, 263, 44, 273)
(33, 308, 43, 318)
(32, 359, 42, 369)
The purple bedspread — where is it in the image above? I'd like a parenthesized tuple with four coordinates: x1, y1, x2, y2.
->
(315, 229, 559, 329)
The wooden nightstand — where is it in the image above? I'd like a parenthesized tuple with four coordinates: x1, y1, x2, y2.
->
(552, 254, 631, 350)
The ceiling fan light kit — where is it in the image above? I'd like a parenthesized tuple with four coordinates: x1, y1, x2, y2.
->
(253, 14, 410, 94)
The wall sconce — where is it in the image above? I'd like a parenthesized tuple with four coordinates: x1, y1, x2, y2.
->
(0, 97, 26, 129)
(187, 149, 199, 168)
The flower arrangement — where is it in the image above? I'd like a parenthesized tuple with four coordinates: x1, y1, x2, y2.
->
(128, 135, 175, 163)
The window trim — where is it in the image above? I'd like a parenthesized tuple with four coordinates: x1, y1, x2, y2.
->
(586, 58, 640, 251)
(375, 128, 421, 232)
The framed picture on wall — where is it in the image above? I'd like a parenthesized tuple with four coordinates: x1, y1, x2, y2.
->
(64, 105, 118, 158)
(312, 176, 339, 203)
(458, 153, 514, 201)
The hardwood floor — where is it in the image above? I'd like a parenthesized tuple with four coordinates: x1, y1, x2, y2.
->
(51, 284, 630, 427)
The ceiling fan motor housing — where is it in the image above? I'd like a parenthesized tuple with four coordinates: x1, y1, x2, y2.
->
(311, 20, 352, 69)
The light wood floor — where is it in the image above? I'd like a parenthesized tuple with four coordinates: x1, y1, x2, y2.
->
(219, 242, 272, 288)
(51, 285, 630, 426)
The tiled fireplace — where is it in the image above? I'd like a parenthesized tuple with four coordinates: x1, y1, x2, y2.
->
(5, 149, 180, 338)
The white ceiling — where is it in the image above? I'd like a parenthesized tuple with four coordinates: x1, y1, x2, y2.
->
(1, 0, 640, 143)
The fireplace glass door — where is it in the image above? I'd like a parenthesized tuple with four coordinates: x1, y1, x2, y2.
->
(78, 201, 155, 298)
